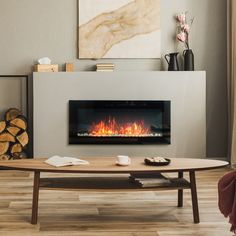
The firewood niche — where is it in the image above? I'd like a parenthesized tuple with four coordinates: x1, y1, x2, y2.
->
(0, 108, 29, 160)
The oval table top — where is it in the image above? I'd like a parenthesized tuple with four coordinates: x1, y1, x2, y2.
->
(0, 157, 229, 173)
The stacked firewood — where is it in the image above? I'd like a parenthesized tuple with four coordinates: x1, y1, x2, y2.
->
(0, 108, 28, 160)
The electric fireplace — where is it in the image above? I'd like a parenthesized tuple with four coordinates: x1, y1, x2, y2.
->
(69, 100, 171, 144)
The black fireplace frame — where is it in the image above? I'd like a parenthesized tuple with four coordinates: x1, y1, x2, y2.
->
(69, 100, 171, 145)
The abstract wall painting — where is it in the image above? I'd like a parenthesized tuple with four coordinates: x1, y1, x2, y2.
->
(78, 0, 161, 59)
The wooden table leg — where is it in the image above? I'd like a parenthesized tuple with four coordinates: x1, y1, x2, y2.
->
(189, 171, 200, 223)
(31, 171, 40, 224)
(177, 171, 183, 207)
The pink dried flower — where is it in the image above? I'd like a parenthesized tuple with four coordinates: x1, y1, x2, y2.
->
(176, 13, 186, 24)
(177, 32, 186, 43)
(175, 12, 194, 49)
(183, 24, 190, 33)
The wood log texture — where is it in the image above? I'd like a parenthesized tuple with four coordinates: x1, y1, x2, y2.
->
(0, 142, 9, 155)
(0, 121, 6, 133)
(17, 131, 29, 147)
(7, 126, 21, 136)
(10, 143, 22, 154)
(0, 108, 28, 160)
(0, 132, 15, 142)
(5, 108, 22, 122)
(0, 154, 11, 161)
(10, 117, 27, 130)
(0, 154, 10, 160)
(12, 152, 27, 160)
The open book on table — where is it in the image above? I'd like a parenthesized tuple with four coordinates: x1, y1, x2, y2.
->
(45, 156, 89, 167)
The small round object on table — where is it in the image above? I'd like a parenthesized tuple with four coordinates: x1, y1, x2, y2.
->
(144, 157, 171, 166)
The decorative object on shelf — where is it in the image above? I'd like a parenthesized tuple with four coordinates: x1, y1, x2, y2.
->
(176, 12, 195, 71)
(78, 0, 161, 59)
(38, 57, 51, 65)
(0, 108, 29, 160)
(35, 64, 58, 72)
(65, 63, 74, 72)
(96, 63, 114, 72)
(35, 57, 58, 72)
(183, 49, 194, 71)
(165, 52, 179, 71)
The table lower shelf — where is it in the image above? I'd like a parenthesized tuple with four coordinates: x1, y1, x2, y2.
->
(39, 177, 191, 191)
(32, 172, 200, 225)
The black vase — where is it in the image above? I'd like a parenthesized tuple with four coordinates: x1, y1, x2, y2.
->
(183, 49, 194, 71)
(164, 52, 179, 71)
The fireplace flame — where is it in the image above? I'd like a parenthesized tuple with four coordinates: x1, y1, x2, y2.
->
(90, 117, 150, 137)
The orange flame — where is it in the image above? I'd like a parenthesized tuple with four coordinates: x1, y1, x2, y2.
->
(90, 117, 150, 136)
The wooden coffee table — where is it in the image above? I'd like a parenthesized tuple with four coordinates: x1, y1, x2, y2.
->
(0, 157, 228, 225)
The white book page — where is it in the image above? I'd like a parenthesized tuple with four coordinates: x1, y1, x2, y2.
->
(62, 157, 89, 165)
(45, 156, 89, 167)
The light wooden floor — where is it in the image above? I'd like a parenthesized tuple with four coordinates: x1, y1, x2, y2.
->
(0, 168, 234, 236)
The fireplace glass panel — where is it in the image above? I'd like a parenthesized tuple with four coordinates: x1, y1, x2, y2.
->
(69, 101, 170, 144)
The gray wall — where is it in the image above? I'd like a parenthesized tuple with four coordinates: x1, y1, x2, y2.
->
(0, 0, 227, 157)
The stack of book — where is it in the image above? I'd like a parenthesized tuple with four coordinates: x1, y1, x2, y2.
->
(129, 173, 171, 188)
(96, 63, 115, 72)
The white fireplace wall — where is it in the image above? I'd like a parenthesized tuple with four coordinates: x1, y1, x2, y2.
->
(33, 71, 206, 158)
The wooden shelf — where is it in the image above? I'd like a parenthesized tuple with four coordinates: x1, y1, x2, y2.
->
(39, 177, 191, 192)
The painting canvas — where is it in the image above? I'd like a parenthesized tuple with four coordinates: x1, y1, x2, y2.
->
(78, 0, 161, 59)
